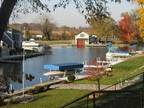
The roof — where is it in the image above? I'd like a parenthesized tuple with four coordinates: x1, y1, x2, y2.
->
(44, 63, 84, 71)
(75, 32, 89, 39)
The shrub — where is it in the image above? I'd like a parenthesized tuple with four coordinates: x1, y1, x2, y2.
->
(0, 97, 4, 106)
(67, 75, 76, 82)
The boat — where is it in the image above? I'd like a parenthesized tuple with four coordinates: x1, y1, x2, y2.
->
(106, 42, 130, 60)
(22, 41, 39, 50)
(106, 52, 130, 60)
(22, 40, 46, 52)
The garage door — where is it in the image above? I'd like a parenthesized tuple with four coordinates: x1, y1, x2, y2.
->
(77, 39, 85, 48)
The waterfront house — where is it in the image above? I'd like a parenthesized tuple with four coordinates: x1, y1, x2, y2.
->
(75, 32, 89, 48)
(1, 29, 22, 50)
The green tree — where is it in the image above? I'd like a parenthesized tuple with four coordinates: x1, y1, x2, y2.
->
(61, 31, 67, 40)
(42, 18, 55, 40)
(25, 30, 31, 40)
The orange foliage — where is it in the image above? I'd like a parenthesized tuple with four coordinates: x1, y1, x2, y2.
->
(119, 13, 135, 42)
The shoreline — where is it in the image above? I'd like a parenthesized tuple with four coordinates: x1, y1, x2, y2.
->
(49, 44, 106, 48)
(4, 79, 64, 98)
(0, 53, 44, 63)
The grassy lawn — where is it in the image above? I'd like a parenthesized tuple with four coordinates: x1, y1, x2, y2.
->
(0, 89, 90, 108)
(74, 55, 144, 85)
(37, 40, 74, 45)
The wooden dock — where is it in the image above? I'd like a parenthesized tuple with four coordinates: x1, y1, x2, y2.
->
(0, 53, 44, 63)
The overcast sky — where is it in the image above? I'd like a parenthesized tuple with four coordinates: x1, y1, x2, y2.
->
(10, 1, 137, 27)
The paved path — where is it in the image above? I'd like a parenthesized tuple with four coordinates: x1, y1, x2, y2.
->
(51, 78, 141, 91)
(51, 83, 127, 91)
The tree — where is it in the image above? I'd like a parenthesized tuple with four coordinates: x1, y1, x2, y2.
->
(136, 0, 144, 39)
(85, 59, 106, 91)
(61, 31, 67, 40)
(41, 17, 55, 40)
(118, 12, 139, 43)
(23, 23, 31, 40)
(130, 11, 142, 44)
(0, 0, 132, 42)
(89, 17, 119, 42)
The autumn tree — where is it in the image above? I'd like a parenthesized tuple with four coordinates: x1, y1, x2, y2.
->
(136, 0, 144, 40)
(118, 12, 138, 43)
(89, 17, 119, 42)
(130, 11, 142, 44)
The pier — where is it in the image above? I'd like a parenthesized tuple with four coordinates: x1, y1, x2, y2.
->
(0, 53, 44, 63)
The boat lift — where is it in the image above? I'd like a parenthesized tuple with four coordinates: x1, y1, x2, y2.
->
(43, 63, 84, 79)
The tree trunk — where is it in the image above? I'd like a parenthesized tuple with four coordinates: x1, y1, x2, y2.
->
(0, 0, 17, 40)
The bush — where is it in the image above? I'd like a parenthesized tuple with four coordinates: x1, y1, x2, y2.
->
(0, 97, 4, 106)
(67, 75, 76, 82)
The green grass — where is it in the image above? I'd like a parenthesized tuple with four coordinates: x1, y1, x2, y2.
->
(74, 55, 144, 85)
(37, 40, 74, 45)
(68, 82, 144, 108)
(0, 89, 90, 108)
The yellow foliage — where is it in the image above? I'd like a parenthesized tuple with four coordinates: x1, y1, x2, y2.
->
(136, 0, 144, 4)
(136, 0, 144, 39)
(137, 8, 144, 15)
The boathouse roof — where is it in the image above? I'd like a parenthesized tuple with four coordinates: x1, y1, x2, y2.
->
(44, 63, 83, 71)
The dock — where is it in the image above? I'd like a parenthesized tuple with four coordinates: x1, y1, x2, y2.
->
(0, 53, 44, 63)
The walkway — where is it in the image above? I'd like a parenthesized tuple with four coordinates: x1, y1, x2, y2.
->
(54, 84, 107, 90)
(52, 77, 142, 91)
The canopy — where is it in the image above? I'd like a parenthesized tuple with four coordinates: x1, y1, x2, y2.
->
(43, 63, 83, 71)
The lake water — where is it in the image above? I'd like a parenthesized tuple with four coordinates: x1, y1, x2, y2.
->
(0, 47, 107, 90)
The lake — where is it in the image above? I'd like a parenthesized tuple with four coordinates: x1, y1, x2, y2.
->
(0, 47, 107, 90)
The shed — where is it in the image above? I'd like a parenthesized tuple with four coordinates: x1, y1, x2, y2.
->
(75, 32, 89, 48)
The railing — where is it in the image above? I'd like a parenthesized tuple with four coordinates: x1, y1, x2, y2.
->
(2, 32, 14, 49)
(102, 72, 144, 91)
(60, 72, 144, 108)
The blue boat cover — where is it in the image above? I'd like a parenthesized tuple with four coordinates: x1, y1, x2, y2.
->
(44, 63, 83, 71)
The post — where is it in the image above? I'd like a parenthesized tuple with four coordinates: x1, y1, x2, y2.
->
(40, 78, 42, 85)
(93, 93, 96, 108)
(86, 96, 89, 108)
(141, 72, 144, 108)
(115, 84, 116, 90)
(22, 49, 25, 97)
(97, 78, 100, 91)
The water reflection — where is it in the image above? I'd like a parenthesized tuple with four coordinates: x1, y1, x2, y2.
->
(0, 47, 107, 90)
(0, 63, 22, 93)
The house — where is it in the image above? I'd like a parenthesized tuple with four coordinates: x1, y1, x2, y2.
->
(75, 32, 89, 48)
(35, 34, 43, 39)
(1, 29, 22, 50)
(89, 35, 98, 44)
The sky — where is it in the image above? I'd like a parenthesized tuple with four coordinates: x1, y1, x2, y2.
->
(11, 1, 138, 27)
